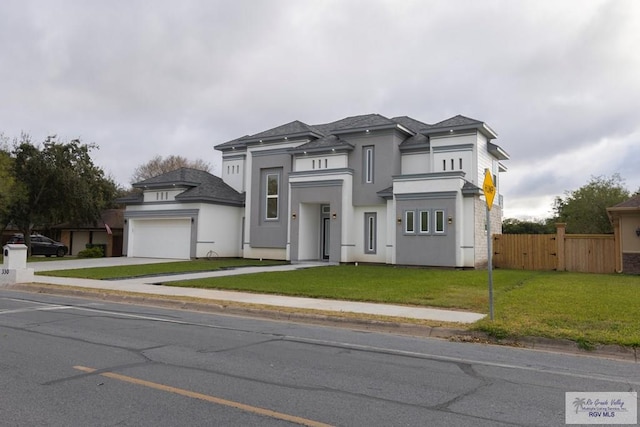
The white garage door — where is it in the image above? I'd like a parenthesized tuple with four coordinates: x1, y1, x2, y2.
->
(131, 218, 191, 259)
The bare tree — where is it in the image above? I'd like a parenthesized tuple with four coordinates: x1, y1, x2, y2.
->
(130, 155, 211, 184)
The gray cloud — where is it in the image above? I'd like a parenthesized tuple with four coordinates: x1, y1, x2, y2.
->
(1, 0, 638, 216)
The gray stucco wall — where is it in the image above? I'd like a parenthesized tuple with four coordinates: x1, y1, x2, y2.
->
(289, 180, 343, 263)
(249, 150, 291, 248)
(395, 193, 458, 266)
(348, 129, 403, 206)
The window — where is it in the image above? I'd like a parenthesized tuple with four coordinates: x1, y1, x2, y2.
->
(419, 210, 430, 233)
(459, 158, 463, 169)
(364, 146, 374, 183)
(451, 158, 454, 170)
(404, 210, 415, 233)
(312, 160, 315, 169)
(324, 158, 328, 168)
(435, 210, 445, 233)
(442, 159, 446, 171)
(364, 213, 377, 254)
(266, 173, 279, 220)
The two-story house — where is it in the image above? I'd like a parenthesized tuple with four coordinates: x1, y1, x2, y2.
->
(121, 113, 508, 267)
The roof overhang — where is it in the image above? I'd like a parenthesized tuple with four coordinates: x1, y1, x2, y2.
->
(488, 142, 510, 161)
(332, 123, 414, 136)
(422, 122, 498, 140)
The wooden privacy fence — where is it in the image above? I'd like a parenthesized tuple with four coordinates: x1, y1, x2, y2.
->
(493, 224, 616, 273)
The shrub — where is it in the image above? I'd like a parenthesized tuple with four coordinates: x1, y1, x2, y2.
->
(77, 246, 104, 258)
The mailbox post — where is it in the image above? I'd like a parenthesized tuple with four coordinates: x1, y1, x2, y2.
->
(1, 244, 34, 285)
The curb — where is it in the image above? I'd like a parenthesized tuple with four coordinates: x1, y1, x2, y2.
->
(6, 283, 638, 363)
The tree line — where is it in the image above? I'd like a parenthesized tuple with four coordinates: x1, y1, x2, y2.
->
(0, 133, 121, 251)
(503, 174, 639, 234)
(0, 132, 210, 253)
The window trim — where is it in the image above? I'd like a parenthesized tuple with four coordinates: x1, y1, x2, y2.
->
(364, 146, 374, 184)
(435, 209, 446, 234)
(404, 210, 415, 234)
(265, 172, 280, 220)
(364, 212, 377, 254)
(419, 210, 430, 234)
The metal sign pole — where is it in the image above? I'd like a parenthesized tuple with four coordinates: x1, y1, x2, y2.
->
(487, 205, 494, 321)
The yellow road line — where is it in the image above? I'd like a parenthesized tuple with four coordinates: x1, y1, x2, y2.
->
(74, 366, 332, 427)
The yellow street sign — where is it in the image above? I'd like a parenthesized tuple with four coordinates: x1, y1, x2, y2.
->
(483, 169, 496, 210)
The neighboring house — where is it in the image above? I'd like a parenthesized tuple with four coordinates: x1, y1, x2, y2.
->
(607, 194, 640, 274)
(120, 168, 245, 259)
(121, 113, 508, 267)
(53, 209, 124, 257)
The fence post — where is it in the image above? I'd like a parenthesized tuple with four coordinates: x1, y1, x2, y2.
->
(556, 223, 566, 271)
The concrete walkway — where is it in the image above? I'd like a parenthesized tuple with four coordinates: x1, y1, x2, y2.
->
(24, 258, 485, 324)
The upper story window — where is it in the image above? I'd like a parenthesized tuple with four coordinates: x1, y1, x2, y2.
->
(266, 173, 279, 220)
(364, 146, 374, 183)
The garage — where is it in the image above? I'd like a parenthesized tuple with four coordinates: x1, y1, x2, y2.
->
(130, 218, 192, 259)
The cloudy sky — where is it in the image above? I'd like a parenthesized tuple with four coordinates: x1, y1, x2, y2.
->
(1, 0, 639, 219)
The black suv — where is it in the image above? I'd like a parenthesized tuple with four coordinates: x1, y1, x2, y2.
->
(6, 234, 68, 257)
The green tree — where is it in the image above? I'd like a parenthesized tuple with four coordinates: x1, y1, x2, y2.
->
(7, 135, 119, 253)
(502, 218, 555, 234)
(130, 155, 210, 184)
(553, 174, 630, 234)
(0, 134, 17, 231)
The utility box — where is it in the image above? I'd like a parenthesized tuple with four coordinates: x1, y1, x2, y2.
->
(3, 244, 28, 269)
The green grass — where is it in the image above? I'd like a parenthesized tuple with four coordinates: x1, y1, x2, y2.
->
(166, 265, 540, 311)
(472, 272, 640, 346)
(38, 258, 287, 280)
(166, 265, 640, 346)
(35, 260, 640, 347)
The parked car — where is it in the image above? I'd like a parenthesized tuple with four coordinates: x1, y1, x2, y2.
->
(6, 234, 68, 257)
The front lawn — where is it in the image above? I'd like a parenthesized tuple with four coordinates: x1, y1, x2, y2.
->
(165, 265, 640, 346)
(38, 258, 287, 280)
(36, 260, 640, 347)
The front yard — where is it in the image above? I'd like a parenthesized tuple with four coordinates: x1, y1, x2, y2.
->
(37, 260, 640, 347)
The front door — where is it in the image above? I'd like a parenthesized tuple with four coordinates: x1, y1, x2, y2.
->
(321, 205, 330, 260)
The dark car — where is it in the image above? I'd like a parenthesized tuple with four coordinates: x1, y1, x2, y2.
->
(6, 234, 68, 257)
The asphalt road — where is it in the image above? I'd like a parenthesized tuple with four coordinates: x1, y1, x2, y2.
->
(1, 289, 638, 426)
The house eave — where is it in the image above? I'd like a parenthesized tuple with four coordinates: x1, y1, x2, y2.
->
(488, 142, 510, 161)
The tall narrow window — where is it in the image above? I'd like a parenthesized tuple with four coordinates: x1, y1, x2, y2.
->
(442, 159, 446, 171)
(435, 210, 445, 233)
(404, 210, 415, 233)
(451, 158, 454, 170)
(324, 158, 328, 168)
(419, 210, 430, 234)
(364, 213, 377, 254)
(459, 158, 463, 169)
(312, 160, 315, 169)
(266, 173, 279, 220)
(364, 146, 374, 183)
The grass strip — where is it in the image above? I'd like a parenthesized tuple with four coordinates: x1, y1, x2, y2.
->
(38, 259, 286, 279)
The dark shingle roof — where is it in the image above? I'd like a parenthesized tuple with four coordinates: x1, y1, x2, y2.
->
(289, 135, 354, 153)
(611, 194, 640, 208)
(243, 120, 323, 142)
(215, 113, 497, 152)
(132, 168, 244, 206)
(392, 116, 431, 133)
(399, 133, 429, 148)
(421, 114, 497, 140)
(430, 114, 483, 128)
